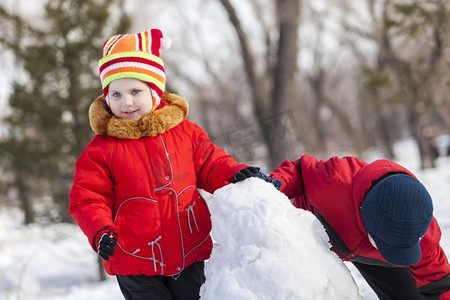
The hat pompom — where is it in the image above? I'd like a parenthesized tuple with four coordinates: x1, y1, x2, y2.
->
(160, 35, 172, 52)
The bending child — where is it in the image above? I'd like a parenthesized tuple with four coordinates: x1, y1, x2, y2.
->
(270, 154, 450, 299)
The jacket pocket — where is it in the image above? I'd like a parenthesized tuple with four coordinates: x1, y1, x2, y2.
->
(180, 190, 212, 252)
(113, 197, 164, 270)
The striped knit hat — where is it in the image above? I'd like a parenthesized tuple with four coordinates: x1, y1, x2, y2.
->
(98, 29, 171, 110)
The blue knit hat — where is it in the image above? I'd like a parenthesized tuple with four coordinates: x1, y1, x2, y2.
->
(361, 174, 433, 266)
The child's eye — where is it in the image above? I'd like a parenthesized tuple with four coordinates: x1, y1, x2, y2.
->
(131, 89, 141, 95)
(112, 92, 121, 98)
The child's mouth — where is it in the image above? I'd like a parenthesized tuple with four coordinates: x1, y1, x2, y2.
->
(123, 109, 139, 115)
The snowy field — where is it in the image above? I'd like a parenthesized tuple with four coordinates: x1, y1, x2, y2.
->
(0, 138, 449, 299)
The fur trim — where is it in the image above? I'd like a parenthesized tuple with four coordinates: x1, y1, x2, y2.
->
(89, 92, 189, 139)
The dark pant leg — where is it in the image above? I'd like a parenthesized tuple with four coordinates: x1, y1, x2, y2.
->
(164, 261, 206, 300)
(116, 274, 171, 300)
(352, 261, 425, 300)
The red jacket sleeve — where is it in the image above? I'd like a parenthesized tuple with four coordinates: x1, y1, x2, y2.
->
(270, 159, 303, 199)
(412, 218, 450, 296)
(189, 121, 247, 193)
(69, 137, 117, 251)
(441, 290, 450, 299)
(269, 158, 316, 212)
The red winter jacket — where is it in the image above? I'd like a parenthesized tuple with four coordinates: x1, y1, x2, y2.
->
(271, 154, 450, 298)
(69, 93, 247, 276)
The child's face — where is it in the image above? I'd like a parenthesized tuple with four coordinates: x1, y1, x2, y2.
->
(108, 78, 153, 121)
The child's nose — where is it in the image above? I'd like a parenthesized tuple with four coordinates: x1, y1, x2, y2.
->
(124, 95, 134, 105)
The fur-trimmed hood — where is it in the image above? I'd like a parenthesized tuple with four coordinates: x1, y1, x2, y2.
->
(89, 92, 189, 139)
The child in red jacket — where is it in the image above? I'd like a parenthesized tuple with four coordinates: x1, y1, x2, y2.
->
(69, 28, 270, 300)
(270, 154, 450, 299)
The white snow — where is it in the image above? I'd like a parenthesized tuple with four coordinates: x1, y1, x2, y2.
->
(0, 138, 449, 299)
(200, 178, 362, 299)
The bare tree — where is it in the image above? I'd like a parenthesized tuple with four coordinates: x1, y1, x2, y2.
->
(341, 0, 401, 159)
(218, 0, 300, 169)
(341, 0, 450, 167)
(384, 0, 450, 168)
(302, 3, 358, 156)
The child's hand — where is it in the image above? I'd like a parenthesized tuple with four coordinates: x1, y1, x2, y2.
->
(97, 233, 117, 261)
(234, 167, 282, 190)
(252, 171, 282, 190)
(234, 167, 260, 182)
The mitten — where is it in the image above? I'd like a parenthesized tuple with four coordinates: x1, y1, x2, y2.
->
(97, 233, 117, 261)
(252, 171, 282, 190)
(234, 166, 260, 182)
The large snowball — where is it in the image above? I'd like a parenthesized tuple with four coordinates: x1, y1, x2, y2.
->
(200, 178, 362, 300)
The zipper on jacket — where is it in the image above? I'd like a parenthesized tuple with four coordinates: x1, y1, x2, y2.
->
(154, 135, 173, 191)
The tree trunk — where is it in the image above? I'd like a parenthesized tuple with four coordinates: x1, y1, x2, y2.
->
(372, 91, 395, 160)
(15, 171, 34, 224)
(406, 106, 436, 169)
(308, 74, 328, 154)
(218, 0, 273, 156)
(218, 0, 301, 169)
(268, 0, 301, 168)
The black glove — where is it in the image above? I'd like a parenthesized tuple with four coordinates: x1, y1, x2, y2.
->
(234, 166, 260, 182)
(252, 171, 282, 190)
(97, 233, 117, 261)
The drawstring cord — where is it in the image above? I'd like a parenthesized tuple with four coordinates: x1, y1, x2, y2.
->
(186, 202, 199, 234)
(116, 237, 165, 274)
(148, 236, 163, 272)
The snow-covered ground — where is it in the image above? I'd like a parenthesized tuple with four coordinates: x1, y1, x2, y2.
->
(0, 138, 449, 299)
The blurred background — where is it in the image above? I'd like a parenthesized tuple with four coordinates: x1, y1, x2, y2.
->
(0, 0, 449, 292)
